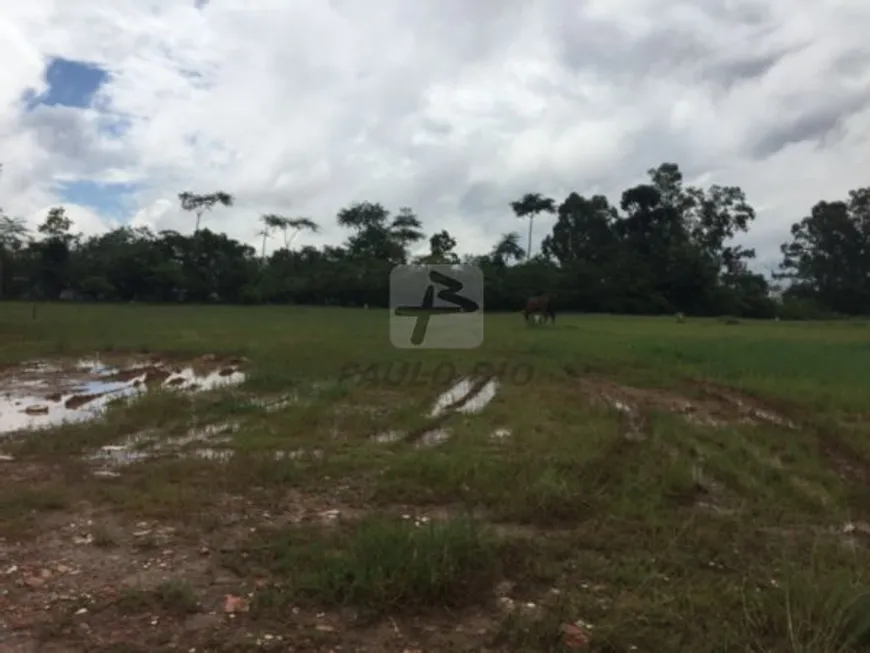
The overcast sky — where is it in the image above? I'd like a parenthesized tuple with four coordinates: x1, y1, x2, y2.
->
(1, 0, 868, 272)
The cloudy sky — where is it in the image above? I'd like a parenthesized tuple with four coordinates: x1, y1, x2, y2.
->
(1, 0, 868, 271)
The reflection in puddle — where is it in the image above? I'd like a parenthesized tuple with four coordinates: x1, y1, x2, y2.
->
(168, 422, 238, 448)
(86, 420, 322, 475)
(429, 376, 500, 418)
(457, 379, 499, 414)
(0, 356, 247, 435)
(89, 431, 159, 467)
(190, 448, 234, 462)
(87, 421, 240, 471)
(429, 378, 474, 418)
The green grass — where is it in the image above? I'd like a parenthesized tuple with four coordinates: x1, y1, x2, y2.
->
(0, 485, 69, 537)
(233, 515, 504, 617)
(3, 301, 870, 651)
(114, 580, 200, 615)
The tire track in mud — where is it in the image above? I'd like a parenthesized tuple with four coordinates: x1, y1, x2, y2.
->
(405, 375, 498, 446)
(358, 376, 501, 447)
(684, 379, 870, 495)
(689, 380, 799, 430)
(564, 364, 803, 432)
(562, 366, 841, 513)
(689, 379, 870, 487)
(817, 429, 870, 485)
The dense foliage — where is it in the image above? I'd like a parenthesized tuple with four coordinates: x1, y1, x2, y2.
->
(1, 162, 867, 317)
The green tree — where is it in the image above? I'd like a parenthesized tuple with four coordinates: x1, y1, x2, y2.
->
(779, 188, 870, 314)
(490, 232, 525, 267)
(0, 213, 29, 298)
(337, 202, 423, 265)
(416, 229, 459, 264)
(36, 207, 76, 300)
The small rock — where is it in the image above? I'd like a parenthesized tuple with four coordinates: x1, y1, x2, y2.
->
(561, 623, 591, 648)
(497, 597, 515, 613)
(223, 594, 249, 613)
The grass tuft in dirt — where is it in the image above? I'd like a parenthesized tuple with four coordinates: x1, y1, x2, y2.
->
(233, 514, 504, 617)
(736, 571, 870, 653)
(0, 485, 68, 537)
(115, 580, 200, 616)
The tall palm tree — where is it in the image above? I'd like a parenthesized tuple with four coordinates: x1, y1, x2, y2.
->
(510, 193, 556, 260)
(281, 216, 320, 249)
(259, 214, 320, 254)
(178, 191, 234, 235)
(491, 232, 525, 266)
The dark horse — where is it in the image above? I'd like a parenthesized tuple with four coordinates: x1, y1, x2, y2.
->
(523, 292, 555, 325)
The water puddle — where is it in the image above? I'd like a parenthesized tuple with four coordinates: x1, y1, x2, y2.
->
(274, 448, 323, 461)
(429, 378, 475, 418)
(190, 448, 234, 462)
(0, 355, 247, 435)
(261, 395, 298, 413)
(456, 379, 499, 414)
(416, 428, 451, 447)
(428, 376, 500, 418)
(86, 420, 325, 475)
(88, 431, 159, 468)
(86, 420, 241, 473)
(165, 422, 238, 449)
(372, 430, 404, 444)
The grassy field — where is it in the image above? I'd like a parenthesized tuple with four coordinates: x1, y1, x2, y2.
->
(1, 301, 870, 652)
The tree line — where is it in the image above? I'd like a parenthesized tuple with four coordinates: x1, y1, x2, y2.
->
(0, 162, 867, 318)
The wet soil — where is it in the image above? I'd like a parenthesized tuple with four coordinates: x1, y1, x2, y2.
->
(0, 355, 248, 436)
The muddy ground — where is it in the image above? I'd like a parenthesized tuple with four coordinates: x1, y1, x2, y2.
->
(1, 354, 869, 652)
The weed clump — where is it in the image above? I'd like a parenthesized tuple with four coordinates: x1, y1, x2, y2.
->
(237, 515, 504, 616)
(115, 580, 199, 615)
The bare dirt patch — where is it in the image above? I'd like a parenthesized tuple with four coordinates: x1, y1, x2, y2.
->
(0, 490, 523, 652)
(0, 354, 248, 436)
(0, 458, 61, 486)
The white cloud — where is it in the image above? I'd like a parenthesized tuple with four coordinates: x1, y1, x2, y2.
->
(0, 0, 869, 265)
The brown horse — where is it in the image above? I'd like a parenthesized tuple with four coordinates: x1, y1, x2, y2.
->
(523, 293, 555, 325)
